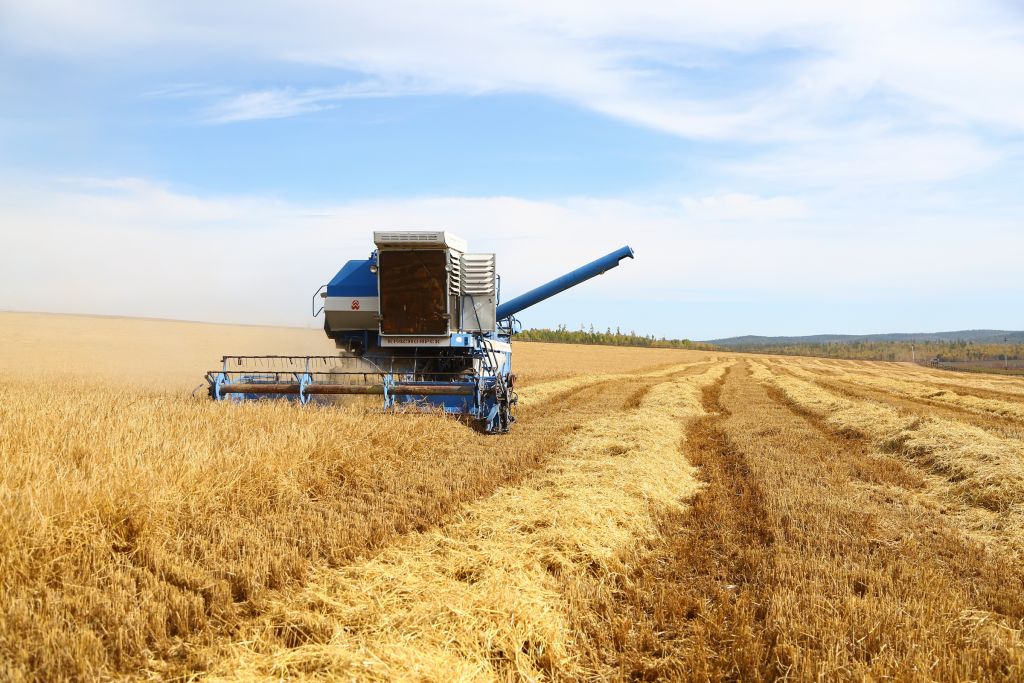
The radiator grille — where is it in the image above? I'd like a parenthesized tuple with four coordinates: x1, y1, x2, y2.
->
(449, 251, 462, 295)
(460, 254, 496, 295)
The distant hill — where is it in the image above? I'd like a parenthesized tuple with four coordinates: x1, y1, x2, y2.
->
(708, 330, 1024, 347)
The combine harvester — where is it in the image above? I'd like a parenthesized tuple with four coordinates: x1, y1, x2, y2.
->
(206, 231, 633, 433)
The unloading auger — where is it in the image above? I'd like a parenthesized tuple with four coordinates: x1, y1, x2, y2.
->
(206, 231, 634, 433)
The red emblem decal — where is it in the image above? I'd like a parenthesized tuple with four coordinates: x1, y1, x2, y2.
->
(351, 299, 360, 310)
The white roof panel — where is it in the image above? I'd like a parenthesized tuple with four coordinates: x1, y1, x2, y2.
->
(373, 230, 468, 253)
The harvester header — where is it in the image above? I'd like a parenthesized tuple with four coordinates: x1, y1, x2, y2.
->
(207, 231, 634, 433)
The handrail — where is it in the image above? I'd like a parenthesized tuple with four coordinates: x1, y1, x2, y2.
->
(312, 284, 327, 317)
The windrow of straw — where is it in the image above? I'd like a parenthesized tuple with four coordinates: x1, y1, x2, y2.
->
(813, 356, 1024, 398)
(200, 361, 731, 681)
(782, 361, 1024, 422)
(748, 361, 1024, 516)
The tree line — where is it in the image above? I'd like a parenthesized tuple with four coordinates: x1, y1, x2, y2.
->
(516, 324, 719, 351)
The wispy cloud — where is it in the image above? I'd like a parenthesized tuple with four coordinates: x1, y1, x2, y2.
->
(5, 1, 1021, 187)
(142, 82, 233, 100)
(204, 89, 333, 123)
(7, 2, 1024, 138)
(199, 79, 434, 123)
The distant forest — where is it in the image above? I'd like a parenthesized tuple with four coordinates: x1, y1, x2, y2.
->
(516, 325, 718, 351)
(724, 339, 1022, 363)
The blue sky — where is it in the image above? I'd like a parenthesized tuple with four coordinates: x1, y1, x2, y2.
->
(1, 1, 1022, 339)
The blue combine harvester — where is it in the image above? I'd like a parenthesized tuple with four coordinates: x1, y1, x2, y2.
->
(206, 231, 633, 433)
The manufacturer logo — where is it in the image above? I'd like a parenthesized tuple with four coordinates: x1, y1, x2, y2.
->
(381, 336, 448, 345)
(351, 300, 360, 310)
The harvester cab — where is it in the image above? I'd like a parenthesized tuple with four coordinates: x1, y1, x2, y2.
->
(207, 231, 634, 433)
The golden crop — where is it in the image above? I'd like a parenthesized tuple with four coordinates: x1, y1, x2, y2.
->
(1, 312, 1023, 681)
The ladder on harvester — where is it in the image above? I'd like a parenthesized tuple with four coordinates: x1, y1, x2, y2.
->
(479, 337, 517, 433)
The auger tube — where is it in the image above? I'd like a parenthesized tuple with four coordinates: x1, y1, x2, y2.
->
(496, 245, 634, 321)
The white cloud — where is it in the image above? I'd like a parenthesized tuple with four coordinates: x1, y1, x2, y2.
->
(680, 194, 808, 222)
(1, 178, 1020, 329)
(5, 1, 1024, 142)
(2, 1, 1021, 191)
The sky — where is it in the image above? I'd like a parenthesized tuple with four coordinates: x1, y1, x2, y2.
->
(1, 1, 1022, 340)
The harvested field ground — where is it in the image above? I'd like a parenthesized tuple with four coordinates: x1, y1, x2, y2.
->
(1, 313, 1023, 680)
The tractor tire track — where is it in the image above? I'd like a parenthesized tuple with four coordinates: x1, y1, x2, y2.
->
(575, 361, 1024, 681)
(620, 360, 720, 409)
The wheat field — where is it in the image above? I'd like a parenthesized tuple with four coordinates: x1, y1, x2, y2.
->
(1, 312, 1023, 681)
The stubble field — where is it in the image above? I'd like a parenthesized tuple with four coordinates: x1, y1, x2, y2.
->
(1, 312, 1022, 681)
